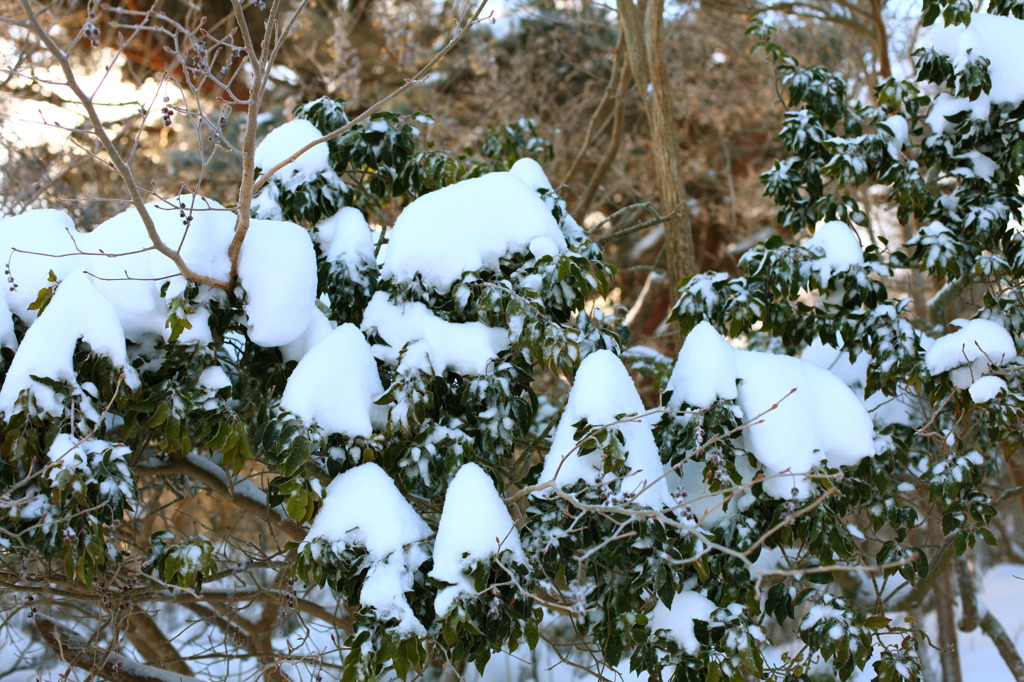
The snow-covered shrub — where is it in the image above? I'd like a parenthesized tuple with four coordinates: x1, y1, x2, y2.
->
(4, 1, 1024, 680)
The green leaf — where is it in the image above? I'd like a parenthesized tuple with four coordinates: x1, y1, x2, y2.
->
(525, 619, 539, 651)
(865, 615, 892, 630)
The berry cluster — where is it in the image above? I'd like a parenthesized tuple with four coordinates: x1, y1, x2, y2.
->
(161, 96, 173, 127)
(222, 46, 245, 75)
(5, 260, 17, 292)
(191, 37, 208, 71)
(83, 11, 100, 47)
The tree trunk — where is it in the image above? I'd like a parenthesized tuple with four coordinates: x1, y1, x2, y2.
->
(618, 0, 698, 293)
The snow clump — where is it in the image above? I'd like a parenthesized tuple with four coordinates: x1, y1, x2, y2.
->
(538, 349, 671, 507)
(648, 590, 718, 655)
(362, 292, 509, 376)
(430, 462, 525, 616)
(236, 219, 318, 347)
(925, 318, 1016, 389)
(382, 171, 567, 292)
(668, 323, 876, 499)
(254, 119, 334, 191)
(302, 463, 431, 635)
(280, 324, 384, 437)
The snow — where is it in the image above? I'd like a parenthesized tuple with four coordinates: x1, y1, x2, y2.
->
(198, 366, 231, 391)
(86, 195, 235, 343)
(802, 221, 864, 286)
(302, 463, 431, 634)
(254, 119, 332, 190)
(665, 321, 738, 409)
(316, 207, 377, 267)
(430, 462, 526, 616)
(925, 93, 990, 136)
(882, 115, 910, 155)
(46, 433, 130, 483)
(236, 219, 318, 347)
(954, 150, 999, 180)
(381, 171, 567, 291)
(508, 157, 554, 193)
(925, 317, 1016, 389)
(0, 292, 14, 349)
(735, 349, 876, 498)
(969, 375, 1007, 403)
(665, 326, 876, 499)
(362, 291, 509, 376)
(0, 209, 88, 322)
(280, 324, 383, 438)
(278, 307, 335, 364)
(929, 13, 1024, 108)
(648, 590, 717, 655)
(538, 350, 671, 507)
(800, 339, 914, 427)
(0, 271, 133, 417)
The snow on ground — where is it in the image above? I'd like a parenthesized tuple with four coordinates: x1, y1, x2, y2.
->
(430, 462, 525, 616)
(381, 171, 567, 291)
(947, 563, 1024, 682)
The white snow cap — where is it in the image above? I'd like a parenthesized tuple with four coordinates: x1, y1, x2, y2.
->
(278, 307, 335, 365)
(0, 272, 133, 417)
(665, 325, 876, 499)
(254, 119, 332, 190)
(237, 219, 318, 347)
(508, 157, 554, 193)
(382, 170, 567, 291)
(925, 318, 1016, 389)
(302, 463, 431, 635)
(316, 207, 377, 267)
(803, 221, 864, 285)
(969, 375, 1007, 404)
(430, 462, 525, 616)
(666, 321, 738, 409)
(86, 195, 236, 343)
(735, 349, 876, 498)
(928, 13, 1024, 108)
(0, 209, 88, 323)
(539, 350, 671, 507)
(281, 324, 383, 437)
(801, 339, 913, 428)
(649, 590, 717, 655)
(362, 291, 509, 376)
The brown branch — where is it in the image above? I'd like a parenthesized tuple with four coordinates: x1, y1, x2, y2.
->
(247, 0, 489, 196)
(124, 610, 195, 677)
(34, 615, 204, 682)
(137, 458, 306, 543)
(980, 604, 1024, 682)
(15, 0, 230, 291)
